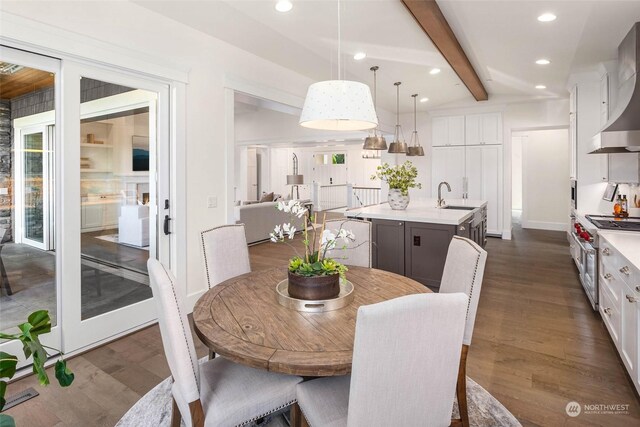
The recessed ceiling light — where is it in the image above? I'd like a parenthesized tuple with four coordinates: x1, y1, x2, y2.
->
(420, 97, 429, 103)
(536, 59, 551, 65)
(353, 52, 367, 61)
(535, 85, 547, 89)
(429, 68, 441, 75)
(537, 13, 556, 22)
(275, 0, 293, 13)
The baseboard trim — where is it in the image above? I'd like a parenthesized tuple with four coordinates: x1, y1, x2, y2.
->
(521, 220, 567, 232)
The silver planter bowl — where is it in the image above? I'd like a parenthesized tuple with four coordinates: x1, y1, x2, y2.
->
(388, 189, 410, 210)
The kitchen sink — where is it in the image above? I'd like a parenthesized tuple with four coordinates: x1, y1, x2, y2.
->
(442, 205, 475, 211)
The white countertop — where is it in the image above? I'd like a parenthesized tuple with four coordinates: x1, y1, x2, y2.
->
(598, 230, 640, 269)
(345, 199, 487, 225)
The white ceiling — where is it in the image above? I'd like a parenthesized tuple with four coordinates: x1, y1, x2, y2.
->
(135, 0, 640, 112)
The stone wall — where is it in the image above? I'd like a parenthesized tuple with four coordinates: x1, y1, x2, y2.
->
(0, 100, 12, 242)
(11, 78, 134, 120)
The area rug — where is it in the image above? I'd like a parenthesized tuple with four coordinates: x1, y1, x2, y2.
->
(95, 234, 149, 251)
(116, 359, 521, 426)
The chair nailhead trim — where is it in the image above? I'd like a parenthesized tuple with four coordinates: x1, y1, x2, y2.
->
(236, 399, 297, 427)
(161, 263, 199, 389)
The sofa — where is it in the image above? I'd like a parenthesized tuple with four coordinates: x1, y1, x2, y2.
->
(235, 200, 310, 244)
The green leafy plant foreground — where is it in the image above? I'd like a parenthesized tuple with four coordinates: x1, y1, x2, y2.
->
(371, 161, 422, 196)
(0, 310, 74, 427)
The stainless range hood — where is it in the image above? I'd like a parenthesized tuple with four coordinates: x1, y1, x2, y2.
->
(590, 23, 640, 154)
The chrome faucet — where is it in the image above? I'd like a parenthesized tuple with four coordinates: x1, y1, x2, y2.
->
(437, 181, 451, 208)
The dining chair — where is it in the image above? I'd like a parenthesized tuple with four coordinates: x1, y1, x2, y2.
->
(201, 224, 251, 289)
(147, 259, 302, 427)
(324, 218, 372, 268)
(295, 292, 468, 427)
(439, 235, 488, 427)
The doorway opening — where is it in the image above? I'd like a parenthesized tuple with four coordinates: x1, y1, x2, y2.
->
(511, 128, 570, 231)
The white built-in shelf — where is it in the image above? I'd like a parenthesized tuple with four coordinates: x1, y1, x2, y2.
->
(80, 169, 111, 173)
(80, 143, 114, 149)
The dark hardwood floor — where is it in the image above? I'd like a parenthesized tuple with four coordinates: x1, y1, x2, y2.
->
(4, 225, 640, 426)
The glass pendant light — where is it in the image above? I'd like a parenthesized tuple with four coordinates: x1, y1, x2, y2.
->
(387, 82, 408, 154)
(363, 66, 388, 150)
(299, 0, 378, 131)
(407, 94, 425, 156)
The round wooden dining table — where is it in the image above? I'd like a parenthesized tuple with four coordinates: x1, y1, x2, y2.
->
(193, 266, 430, 377)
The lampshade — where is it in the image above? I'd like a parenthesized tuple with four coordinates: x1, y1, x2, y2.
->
(363, 135, 388, 150)
(286, 174, 304, 185)
(407, 145, 425, 156)
(388, 141, 408, 153)
(299, 80, 378, 131)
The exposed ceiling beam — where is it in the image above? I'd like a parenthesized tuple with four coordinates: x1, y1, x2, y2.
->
(401, 0, 488, 101)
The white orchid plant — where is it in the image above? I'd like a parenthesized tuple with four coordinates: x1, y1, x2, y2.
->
(270, 200, 354, 279)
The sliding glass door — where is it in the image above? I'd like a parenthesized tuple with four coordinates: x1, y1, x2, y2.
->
(60, 62, 171, 352)
(0, 46, 61, 367)
(1, 45, 173, 362)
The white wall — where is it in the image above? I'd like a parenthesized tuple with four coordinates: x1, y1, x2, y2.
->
(0, 1, 323, 306)
(515, 129, 570, 231)
(511, 135, 523, 210)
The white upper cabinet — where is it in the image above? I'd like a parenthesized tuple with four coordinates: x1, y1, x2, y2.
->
(432, 116, 465, 146)
(465, 113, 502, 145)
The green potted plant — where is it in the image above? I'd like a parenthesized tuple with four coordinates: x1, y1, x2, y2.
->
(270, 201, 353, 300)
(0, 310, 74, 427)
(371, 161, 422, 210)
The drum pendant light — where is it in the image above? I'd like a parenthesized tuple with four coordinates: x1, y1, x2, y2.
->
(363, 66, 388, 150)
(387, 82, 408, 154)
(407, 94, 425, 156)
(299, 0, 378, 131)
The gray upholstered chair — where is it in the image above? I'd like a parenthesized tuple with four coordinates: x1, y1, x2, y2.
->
(147, 259, 302, 427)
(201, 224, 251, 289)
(295, 292, 468, 427)
(324, 218, 372, 268)
(439, 235, 488, 427)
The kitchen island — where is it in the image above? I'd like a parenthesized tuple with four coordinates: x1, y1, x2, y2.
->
(346, 199, 487, 291)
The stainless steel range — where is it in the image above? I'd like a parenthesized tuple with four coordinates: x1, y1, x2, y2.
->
(569, 215, 640, 310)
(568, 216, 599, 310)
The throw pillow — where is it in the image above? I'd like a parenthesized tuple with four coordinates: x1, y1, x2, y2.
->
(259, 192, 274, 202)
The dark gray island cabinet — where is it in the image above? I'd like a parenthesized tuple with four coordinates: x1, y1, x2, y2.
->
(350, 200, 487, 292)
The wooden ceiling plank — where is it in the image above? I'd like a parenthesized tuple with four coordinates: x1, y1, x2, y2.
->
(401, 0, 488, 101)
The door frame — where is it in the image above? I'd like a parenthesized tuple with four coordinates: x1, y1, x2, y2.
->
(14, 123, 55, 250)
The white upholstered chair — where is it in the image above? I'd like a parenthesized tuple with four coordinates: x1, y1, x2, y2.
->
(147, 259, 302, 427)
(201, 224, 251, 289)
(439, 235, 488, 427)
(324, 218, 372, 268)
(295, 292, 468, 427)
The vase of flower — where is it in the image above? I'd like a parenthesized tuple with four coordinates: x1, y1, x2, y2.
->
(371, 161, 422, 211)
(287, 271, 340, 300)
(388, 188, 410, 210)
(271, 201, 354, 301)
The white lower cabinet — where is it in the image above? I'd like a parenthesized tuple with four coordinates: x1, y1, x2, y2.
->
(598, 235, 640, 394)
(81, 201, 119, 232)
(621, 281, 637, 377)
